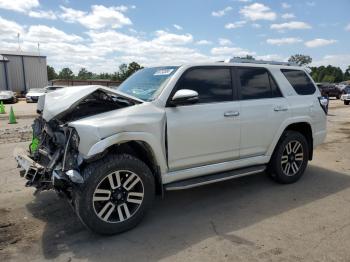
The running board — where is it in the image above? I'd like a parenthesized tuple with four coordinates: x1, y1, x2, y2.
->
(165, 165, 266, 191)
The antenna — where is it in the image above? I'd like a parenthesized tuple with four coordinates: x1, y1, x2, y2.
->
(17, 33, 22, 51)
(37, 43, 40, 55)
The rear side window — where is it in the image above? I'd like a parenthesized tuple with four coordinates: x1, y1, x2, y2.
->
(176, 68, 232, 103)
(237, 67, 282, 100)
(281, 69, 316, 95)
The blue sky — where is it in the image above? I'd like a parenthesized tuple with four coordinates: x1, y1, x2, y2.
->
(0, 0, 349, 73)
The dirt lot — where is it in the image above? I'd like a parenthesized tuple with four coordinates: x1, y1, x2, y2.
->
(0, 100, 349, 262)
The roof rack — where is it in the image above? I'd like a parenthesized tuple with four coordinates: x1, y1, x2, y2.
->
(228, 57, 299, 66)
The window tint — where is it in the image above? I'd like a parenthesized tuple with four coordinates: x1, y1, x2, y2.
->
(176, 68, 232, 103)
(238, 67, 281, 100)
(281, 69, 316, 95)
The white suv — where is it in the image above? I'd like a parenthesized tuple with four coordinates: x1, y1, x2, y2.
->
(14, 59, 328, 235)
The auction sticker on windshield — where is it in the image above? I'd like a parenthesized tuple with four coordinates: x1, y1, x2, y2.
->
(154, 69, 175, 76)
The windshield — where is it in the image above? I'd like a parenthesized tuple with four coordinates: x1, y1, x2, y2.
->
(117, 66, 178, 101)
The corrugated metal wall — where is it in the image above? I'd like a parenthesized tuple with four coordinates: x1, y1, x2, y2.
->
(5, 55, 24, 93)
(0, 62, 7, 90)
(23, 56, 47, 91)
(0, 54, 48, 93)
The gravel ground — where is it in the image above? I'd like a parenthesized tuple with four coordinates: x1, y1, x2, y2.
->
(0, 100, 349, 262)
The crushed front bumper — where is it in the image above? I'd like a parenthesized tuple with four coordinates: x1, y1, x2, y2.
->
(13, 147, 44, 181)
(14, 147, 84, 188)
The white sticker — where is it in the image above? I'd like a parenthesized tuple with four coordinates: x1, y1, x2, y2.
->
(154, 69, 174, 76)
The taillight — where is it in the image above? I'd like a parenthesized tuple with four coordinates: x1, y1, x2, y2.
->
(318, 96, 328, 115)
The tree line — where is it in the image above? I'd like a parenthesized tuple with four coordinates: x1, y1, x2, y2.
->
(47, 55, 350, 84)
(47, 62, 143, 82)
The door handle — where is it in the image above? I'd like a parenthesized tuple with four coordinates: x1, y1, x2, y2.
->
(224, 111, 240, 117)
(273, 106, 288, 112)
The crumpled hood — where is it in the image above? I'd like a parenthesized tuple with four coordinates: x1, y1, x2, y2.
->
(41, 85, 142, 121)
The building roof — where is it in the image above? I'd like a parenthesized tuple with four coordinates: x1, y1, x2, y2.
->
(0, 50, 46, 58)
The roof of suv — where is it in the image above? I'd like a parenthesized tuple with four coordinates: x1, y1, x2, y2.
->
(179, 62, 303, 71)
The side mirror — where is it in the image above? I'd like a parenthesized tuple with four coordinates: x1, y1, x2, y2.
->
(170, 89, 199, 106)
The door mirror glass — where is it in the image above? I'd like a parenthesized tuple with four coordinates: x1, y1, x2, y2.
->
(171, 89, 199, 106)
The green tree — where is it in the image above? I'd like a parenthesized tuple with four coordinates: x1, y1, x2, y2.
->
(344, 66, 350, 81)
(58, 67, 74, 80)
(288, 54, 312, 66)
(47, 65, 57, 81)
(77, 68, 93, 80)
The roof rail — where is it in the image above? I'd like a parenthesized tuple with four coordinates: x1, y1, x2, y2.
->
(228, 57, 299, 66)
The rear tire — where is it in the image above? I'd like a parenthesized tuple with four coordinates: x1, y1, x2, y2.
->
(345, 101, 349, 105)
(74, 154, 155, 235)
(268, 131, 309, 184)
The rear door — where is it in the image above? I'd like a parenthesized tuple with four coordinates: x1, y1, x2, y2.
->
(166, 66, 240, 171)
(236, 67, 290, 158)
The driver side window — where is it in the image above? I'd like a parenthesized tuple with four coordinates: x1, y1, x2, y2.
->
(176, 67, 233, 104)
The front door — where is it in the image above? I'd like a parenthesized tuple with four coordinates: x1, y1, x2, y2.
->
(166, 67, 240, 171)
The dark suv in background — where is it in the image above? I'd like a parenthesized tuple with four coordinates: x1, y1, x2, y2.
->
(316, 83, 343, 99)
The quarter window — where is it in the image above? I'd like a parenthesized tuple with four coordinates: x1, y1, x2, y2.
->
(238, 67, 281, 100)
(176, 68, 233, 103)
(281, 69, 316, 95)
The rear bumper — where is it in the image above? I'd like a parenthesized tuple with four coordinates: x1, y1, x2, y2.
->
(313, 130, 327, 148)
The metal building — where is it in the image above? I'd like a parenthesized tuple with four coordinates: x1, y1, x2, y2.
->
(0, 50, 48, 94)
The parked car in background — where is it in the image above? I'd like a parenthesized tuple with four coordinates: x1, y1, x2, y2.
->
(26, 88, 46, 103)
(0, 90, 18, 103)
(340, 86, 350, 105)
(316, 83, 343, 99)
(26, 86, 66, 103)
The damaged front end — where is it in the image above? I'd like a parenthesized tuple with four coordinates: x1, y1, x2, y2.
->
(15, 116, 83, 198)
(14, 85, 140, 199)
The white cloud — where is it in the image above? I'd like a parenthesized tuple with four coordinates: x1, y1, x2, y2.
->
(240, 3, 276, 21)
(271, 21, 312, 30)
(266, 37, 302, 45)
(255, 54, 285, 61)
(0, 0, 39, 12)
(281, 3, 291, 9)
(152, 30, 193, 45)
(26, 25, 83, 43)
(0, 16, 24, 40)
(212, 6, 233, 17)
(225, 21, 246, 29)
(312, 54, 350, 70)
(252, 23, 261, 28)
(196, 40, 212, 45)
(211, 46, 255, 57)
(305, 38, 337, 48)
(173, 24, 183, 30)
(60, 5, 132, 29)
(345, 23, 350, 31)
(219, 38, 232, 46)
(29, 10, 57, 20)
(281, 13, 295, 19)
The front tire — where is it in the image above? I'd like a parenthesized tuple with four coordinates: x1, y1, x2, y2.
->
(268, 131, 309, 184)
(75, 154, 155, 235)
(345, 101, 349, 105)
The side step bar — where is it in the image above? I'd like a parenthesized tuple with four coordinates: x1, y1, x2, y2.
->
(165, 165, 266, 191)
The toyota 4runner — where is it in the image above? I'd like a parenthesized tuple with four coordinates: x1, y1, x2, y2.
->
(14, 59, 328, 235)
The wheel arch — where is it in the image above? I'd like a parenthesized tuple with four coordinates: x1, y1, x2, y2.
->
(84, 133, 166, 196)
(270, 122, 313, 161)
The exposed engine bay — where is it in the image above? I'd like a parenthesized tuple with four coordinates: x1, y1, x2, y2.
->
(18, 88, 139, 199)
